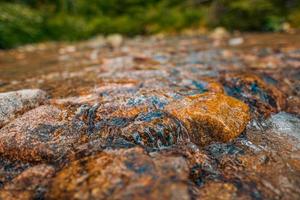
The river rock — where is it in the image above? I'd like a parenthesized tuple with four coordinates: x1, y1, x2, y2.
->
(266, 112, 300, 140)
(165, 93, 250, 146)
(47, 147, 189, 200)
(0, 105, 76, 162)
(221, 73, 286, 116)
(0, 164, 55, 200)
(106, 34, 123, 48)
(0, 89, 47, 128)
(119, 110, 188, 148)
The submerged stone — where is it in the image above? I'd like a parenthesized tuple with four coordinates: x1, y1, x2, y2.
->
(165, 93, 250, 146)
(0, 89, 47, 128)
(47, 147, 189, 200)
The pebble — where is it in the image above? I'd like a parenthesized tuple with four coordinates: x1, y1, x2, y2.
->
(209, 27, 230, 40)
(106, 34, 123, 48)
(228, 37, 244, 46)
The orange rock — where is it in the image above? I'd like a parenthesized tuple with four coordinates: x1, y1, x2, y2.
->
(200, 78, 224, 94)
(165, 93, 250, 146)
(196, 182, 237, 200)
(0, 164, 55, 200)
(47, 147, 189, 200)
(0, 105, 80, 163)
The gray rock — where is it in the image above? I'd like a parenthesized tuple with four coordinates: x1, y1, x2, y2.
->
(0, 89, 47, 128)
(267, 112, 300, 140)
(228, 37, 244, 46)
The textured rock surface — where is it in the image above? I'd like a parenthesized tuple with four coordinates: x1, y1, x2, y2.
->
(0, 89, 47, 127)
(0, 33, 300, 199)
(165, 93, 250, 146)
(266, 112, 300, 140)
(221, 73, 286, 116)
(0, 164, 55, 200)
(0, 105, 76, 162)
(47, 147, 189, 200)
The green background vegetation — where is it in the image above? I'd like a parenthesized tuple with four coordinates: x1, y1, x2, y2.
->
(1, 0, 300, 49)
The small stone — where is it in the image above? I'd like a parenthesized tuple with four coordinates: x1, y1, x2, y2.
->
(281, 22, 295, 34)
(106, 34, 123, 48)
(165, 93, 250, 146)
(0, 105, 74, 162)
(47, 147, 189, 200)
(210, 27, 230, 40)
(0, 164, 55, 200)
(228, 37, 244, 46)
(0, 89, 47, 128)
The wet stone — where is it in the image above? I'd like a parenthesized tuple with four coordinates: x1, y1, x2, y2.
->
(47, 147, 189, 200)
(119, 110, 189, 149)
(266, 112, 300, 140)
(221, 73, 286, 116)
(0, 89, 47, 128)
(0, 164, 55, 200)
(165, 93, 250, 146)
(0, 105, 79, 163)
(0, 33, 300, 199)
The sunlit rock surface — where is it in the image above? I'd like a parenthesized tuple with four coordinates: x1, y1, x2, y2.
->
(0, 33, 300, 199)
(165, 93, 250, 145)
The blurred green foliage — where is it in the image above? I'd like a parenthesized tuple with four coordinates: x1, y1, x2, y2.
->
(0, 0, 300, 48)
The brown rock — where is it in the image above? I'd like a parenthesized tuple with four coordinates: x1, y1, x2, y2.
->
(0, 164, 55, 200)
(118, 110, 188, 148)
(0, 105, 77, 162)
(0, 158, 31, 187)
(165, 93, 250, 146)
(220, 73, 286, 116)
(196, 182, 237, 200)
(47, 147, 189, 200)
